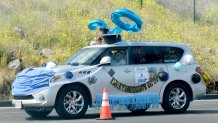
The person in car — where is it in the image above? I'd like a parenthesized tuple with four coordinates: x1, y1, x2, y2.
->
(111, 51, 126, 65)
(89, 28, 109, 45)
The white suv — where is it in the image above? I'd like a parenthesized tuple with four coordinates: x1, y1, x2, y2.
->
(12, 41, 206, 119)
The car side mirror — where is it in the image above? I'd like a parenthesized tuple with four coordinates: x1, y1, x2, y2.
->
(100, 56, 111, 65)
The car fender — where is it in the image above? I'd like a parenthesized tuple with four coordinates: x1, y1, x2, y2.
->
(159, 78, 193, 103)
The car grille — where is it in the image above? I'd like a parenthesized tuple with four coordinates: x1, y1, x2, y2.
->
(13, 95, 34, 100)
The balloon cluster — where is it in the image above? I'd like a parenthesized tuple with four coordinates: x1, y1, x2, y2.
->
(88, 8, 143, 34)
(174, 54, 194, 71)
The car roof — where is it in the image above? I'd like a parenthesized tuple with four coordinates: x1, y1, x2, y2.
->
(85, 41, 190, 49)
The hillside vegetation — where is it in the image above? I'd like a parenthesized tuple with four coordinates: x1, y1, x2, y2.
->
(0, 0, 218, 100)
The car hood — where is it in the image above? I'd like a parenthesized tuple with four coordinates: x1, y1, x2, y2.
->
(49, 65, 88, 73)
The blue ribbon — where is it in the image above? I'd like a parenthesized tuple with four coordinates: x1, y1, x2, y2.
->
(96, 93, 159, 110)
(12, 68, 55, 96)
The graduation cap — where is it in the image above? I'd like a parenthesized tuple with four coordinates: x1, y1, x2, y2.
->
(100, 33, 122, 44)
(99, 28, 109, 34)
(98, 28, 121, 44)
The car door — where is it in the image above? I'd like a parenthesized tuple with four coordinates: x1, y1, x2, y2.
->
(128, 46, 168, 105)
(93, 47, 135, 106)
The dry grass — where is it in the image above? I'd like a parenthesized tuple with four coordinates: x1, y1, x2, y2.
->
(0, 69, 15, 101)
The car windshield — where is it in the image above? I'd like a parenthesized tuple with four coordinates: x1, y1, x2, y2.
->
(64, 48, 104, 65)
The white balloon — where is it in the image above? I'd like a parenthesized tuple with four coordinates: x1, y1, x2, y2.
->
(184, 55, 194, 65)
(46, 62, 56, 69)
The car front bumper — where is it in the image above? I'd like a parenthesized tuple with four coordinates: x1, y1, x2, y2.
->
(12, 85, 62, 109)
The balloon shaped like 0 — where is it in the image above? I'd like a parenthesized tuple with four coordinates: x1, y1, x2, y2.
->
(88, 19, 108, 30)
(111, 8, 142, 32)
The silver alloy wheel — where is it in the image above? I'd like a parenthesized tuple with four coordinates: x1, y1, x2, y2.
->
(169, 88, 187, 109)
(63, 91, 84, 114)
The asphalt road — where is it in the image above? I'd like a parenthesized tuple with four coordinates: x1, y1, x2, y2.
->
(0, 100, 218, 123)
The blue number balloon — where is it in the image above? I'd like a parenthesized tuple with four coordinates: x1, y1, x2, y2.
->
(88, 19, 108, 30)
(107, 26, 122, 34)
(111, 8, 143, 32)
(88, 9, 143, 34)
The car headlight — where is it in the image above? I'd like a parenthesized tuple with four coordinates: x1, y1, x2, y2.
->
(50, 75, 61, 83)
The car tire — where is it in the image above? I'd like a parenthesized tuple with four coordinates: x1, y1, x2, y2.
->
(128, 109, 147, 114)
(161, 83, 191, 113)
(128, 104, 149, 114)
(55, 86, 88, 119)
(25, 109, 52, 118)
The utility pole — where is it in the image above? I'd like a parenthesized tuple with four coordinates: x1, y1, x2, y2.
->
(193, 0, 196, 23)
(140, 0, 143, 9)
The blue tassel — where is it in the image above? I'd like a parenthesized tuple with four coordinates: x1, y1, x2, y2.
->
(95, 93, 160, 111)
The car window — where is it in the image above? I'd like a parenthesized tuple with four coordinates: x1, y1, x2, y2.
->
(64, 48, 104, 65)
(161, 47, 184, 63)
(107, 48, 128, 65)
(130, 46, 163, 64)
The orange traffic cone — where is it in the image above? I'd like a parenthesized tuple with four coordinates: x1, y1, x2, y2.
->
(96, 87, 115, 120)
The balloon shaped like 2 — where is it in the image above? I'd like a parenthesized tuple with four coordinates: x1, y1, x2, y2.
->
(88, 19, 108, 30)
(111, 8, 143, 32)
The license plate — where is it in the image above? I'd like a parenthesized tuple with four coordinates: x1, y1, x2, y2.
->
(14, 101, 22, 108)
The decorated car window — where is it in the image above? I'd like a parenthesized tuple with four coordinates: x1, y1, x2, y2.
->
(162, 47, 184, 63)
(130, 46, 163, 64)
(107, 48, 128, 65)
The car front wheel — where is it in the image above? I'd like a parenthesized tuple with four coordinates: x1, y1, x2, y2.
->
(25, 109, 53, 118)
(55, 86, 88, 119)
(161, 83, 191, 113)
